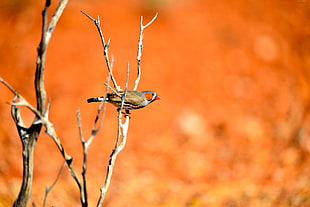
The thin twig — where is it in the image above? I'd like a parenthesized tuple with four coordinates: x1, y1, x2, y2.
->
(103, 83, 118, 94)
(42, 162, 66, 207)
(76, 109, 88, 205)
(80, 10, 120, 91)
(76, 77, 109, 207)
(97, 59, 131, 207)
(115, 62, 130, 146)
(133, 13, 158, 91)
(91, 77, 110, 136)
(0, 77, 19, 96)
(45, 0, 69, 45)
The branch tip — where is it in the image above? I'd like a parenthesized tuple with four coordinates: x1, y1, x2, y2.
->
(142, 12, 158, 28)
(80, 10, 95, 22)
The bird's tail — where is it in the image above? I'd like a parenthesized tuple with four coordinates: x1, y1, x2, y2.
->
(87, 96, 105, 103)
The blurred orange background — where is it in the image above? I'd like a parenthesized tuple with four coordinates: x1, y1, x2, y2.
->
(1, 0, 310, 206)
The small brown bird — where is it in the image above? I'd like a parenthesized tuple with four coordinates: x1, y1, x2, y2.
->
(87, 90, 160, 111)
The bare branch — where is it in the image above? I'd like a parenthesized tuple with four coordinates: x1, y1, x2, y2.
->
(1, 79, 81, 196)
(0, 78, 27, 137)
(90, 78, 109, 137)
(4, 90, 82, 200)
(45, 0, 69, 45)
(133, 13, 158, 90)
(35, 0, 49, 115)
(0, 77, 19, 96)
(1, 71, 43, 207)
(80, 10, 121, 91)
(97, 60, 131, 207)
(41, 116, 84, 204)
(42, 162, 66, 207)
(1, 1, 74, 206)
(103, 83, 118, 94)
(36, 0, 69, 115)
(75, 77, 109, 206)
(76, 109, 88, 205)
(142, 13, 158, 29)
(97, 114, 130, 207)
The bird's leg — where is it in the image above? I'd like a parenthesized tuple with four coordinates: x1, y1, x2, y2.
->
(117, 108, 131, 118)
(123, 109, 131, 118)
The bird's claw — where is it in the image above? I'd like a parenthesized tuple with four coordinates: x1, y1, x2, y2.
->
(117, 108, 131, 118)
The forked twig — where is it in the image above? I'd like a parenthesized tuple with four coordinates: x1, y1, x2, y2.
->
(42, 162, 66, 207)
(76, 77, 108, 206)
(133, 13, 158, 90)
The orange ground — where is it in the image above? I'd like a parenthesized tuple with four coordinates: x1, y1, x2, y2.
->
(1, 0, 310, 206)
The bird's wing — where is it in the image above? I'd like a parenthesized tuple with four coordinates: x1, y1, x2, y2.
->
(124, 91, 144, 105)
(107, 91, 144, 105)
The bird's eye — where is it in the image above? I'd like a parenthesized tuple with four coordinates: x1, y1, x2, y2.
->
(144, 93, 154, 101)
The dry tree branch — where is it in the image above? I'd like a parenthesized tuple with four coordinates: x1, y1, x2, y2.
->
(80, 10, 120, 92)
(42, 162, 66, 207)
(76, 109, 88, 205)
(133, 13, 158, 90)
(0, 78, 40, 207)
(2, 74, 81, 207)
(0, 0, 70, 206)
(36, 0, 68, 114)
(90, 77, 110, 137)
(97, 63, 131, 207)
(96, 117, 130, 207)
(3, 5, 110, 207)
(76, 110, 88, 205)
(2, 75, 39, 207)
(0, 77, 18, 96)
(76, 78, 108, 206)
(45, 0, 69, 44)
(0, 1, 140, 207)
(1, 77, 84, 205)
(79, 11, 132, 206)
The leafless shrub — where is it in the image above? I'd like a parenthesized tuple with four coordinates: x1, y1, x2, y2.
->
(0, 0, 157, 206)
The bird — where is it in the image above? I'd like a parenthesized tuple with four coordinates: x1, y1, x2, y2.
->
(87, 90, 160, 112)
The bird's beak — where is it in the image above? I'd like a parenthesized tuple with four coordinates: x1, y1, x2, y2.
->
(155, 94, 161, 100)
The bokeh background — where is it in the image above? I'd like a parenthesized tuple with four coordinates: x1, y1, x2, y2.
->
(1, 0, 310, 206)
